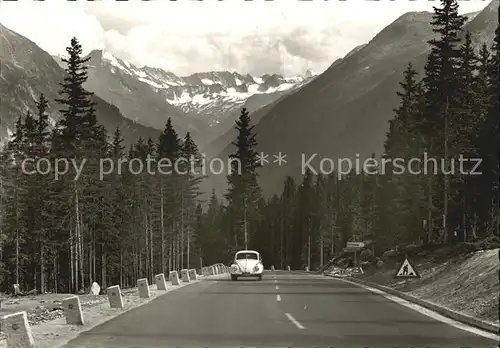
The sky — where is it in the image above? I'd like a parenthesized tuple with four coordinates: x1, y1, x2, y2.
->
(0, 0, 491, 77)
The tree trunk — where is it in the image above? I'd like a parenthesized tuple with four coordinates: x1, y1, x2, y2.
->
(15, 222, 19, 286)
(78, 218, 84, 291)
(92, 231, 96, 284)
(101, 251, 107, 290)
(138, 247, 142, 279)
(70, 223, 74, 293)
(120, 249, 123, 288)
(149, 211, 153, 278)
(40, 241, 44, 294)
(161, 186, 165, 274)
(54, 251, 58, 293)
(307, 235, 311, 269)
(280, 217, 284, 270)
(175, 231, 182, 270)
(144, 196, 149, 281)
(187, 227, 190, 269)
(181, 189, 184, 270)
(168, 228, 172, 271)
(74, 184, 80, 292)
(320, 237, 324, 266)
(243, 197, 248, 250)
(427, 143, 433, 244)
(331, 224, 335, 257)
(14, 184, 20, 286)
(89, 239, 93, 284)
(443, 96, 449, 244)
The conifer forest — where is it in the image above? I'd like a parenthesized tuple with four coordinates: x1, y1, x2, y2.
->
(0, 0, 499, 295)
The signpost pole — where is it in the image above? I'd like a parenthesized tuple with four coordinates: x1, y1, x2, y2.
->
(308, 235, 311, 270)
(320, 238, 324, 266)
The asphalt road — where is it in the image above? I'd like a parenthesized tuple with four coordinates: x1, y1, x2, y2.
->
(62, 271, 499, 348)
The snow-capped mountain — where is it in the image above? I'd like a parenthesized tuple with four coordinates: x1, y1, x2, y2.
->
(76, 50, 315, 129)
(161, 69, 314, 127)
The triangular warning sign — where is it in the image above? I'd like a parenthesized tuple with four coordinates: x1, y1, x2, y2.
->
(394, 258, 420, 279)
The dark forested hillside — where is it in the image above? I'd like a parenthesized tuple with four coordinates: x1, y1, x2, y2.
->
(248, 0, 500, 267)
(0, 24, 161, 148)
(214, 1, 498, 198)
(203, 0, 500, 269)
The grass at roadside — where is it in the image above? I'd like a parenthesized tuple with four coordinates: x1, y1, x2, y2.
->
(341, 248, 499, 324)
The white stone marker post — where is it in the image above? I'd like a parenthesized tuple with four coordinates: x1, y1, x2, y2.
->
(188, 269, 198, 281)
(169, 271, 180, 285)
(155, 273, 168, 290)
(0, 311, 35, 348)
(181, 269, 191, 282)
(137, 278, 150, 298)
(62, 296, 84, 325)
(107, 285, 124, 309)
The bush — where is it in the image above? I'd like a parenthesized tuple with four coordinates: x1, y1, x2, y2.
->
(360, 249, 373, 260)
(382, 249, 397, 259)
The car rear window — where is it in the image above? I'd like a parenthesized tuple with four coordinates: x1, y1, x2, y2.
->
(236, 253, 258, 260)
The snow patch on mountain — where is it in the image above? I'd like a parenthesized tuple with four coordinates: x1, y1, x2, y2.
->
(0, 127, 14, 150)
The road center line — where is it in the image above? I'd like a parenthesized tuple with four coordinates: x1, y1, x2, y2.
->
(285, 313, 304, 329)
(276, 294, 281, 302)
(275, 285, 279, 290)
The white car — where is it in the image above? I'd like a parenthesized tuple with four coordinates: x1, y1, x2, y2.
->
(230, 250, 264, 281)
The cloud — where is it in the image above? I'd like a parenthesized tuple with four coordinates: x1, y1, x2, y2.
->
(0, 0, 490, 77)
(0, 0, 105, 56)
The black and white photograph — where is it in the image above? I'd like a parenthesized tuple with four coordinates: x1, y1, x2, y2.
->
(0, 0, 499, 347)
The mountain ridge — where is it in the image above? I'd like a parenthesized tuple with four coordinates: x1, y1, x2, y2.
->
(208, 4, 496, 199)
(79, 49, 315, 126)
(0, 23, 162, 147)
(53, 49, 316, 147)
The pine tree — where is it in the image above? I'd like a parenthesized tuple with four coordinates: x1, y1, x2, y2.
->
(290, 169, 314, 270)
(383, 63, 426, 245)
(280, 176, 296, 269)
(191, 203, 204, 269)
(225, 108, 262, 251)
(158, 118, 182, 271)
(3, 115, 29, 289)
(201, 190, 224, 264)
(54, 37, 94, 155)
(422, 0, 467, 244)
(50, 37, 100, 292)
(32, 95, 52, 292)
(180, 132, 202, 269)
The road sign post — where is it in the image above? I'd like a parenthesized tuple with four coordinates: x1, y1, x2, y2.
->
(404, 279, 410, 289)
(346, 242, 365, 267)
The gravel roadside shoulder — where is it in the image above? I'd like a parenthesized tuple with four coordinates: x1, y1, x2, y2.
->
(1, 273, 229, 348)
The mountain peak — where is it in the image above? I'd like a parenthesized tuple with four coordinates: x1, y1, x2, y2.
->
(395, 11, 433, 23)
(86, 49, 104, 62)
(304, 69, 314, 79)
